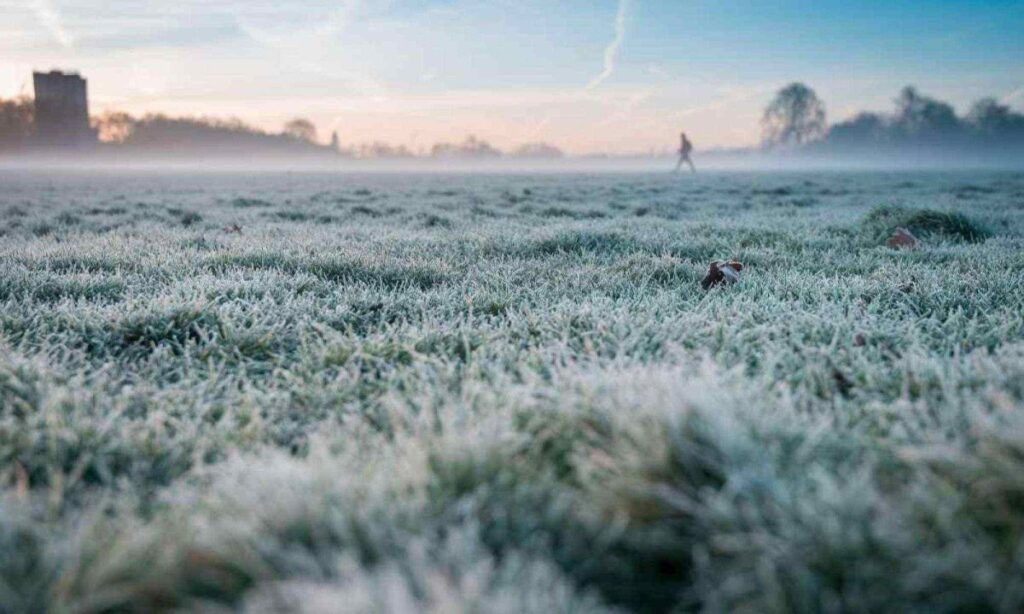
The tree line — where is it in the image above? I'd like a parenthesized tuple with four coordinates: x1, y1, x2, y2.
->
(92, 112, 337, 156)
(5, 85, 1020, 159)
(761, 82, 1024, 155)
(0, 101, 338, 156)
(0, 101, 565, 159)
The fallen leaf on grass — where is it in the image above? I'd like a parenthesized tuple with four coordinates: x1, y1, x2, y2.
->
(886, 227, 918, 249)
(701, 260, 744, 290)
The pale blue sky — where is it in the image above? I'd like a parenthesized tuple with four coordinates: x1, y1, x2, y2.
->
(2, 0, 1022, 152)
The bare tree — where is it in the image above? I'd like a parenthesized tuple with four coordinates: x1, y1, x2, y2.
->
(283, 118, 317, 144)
(761, 83, 826, 148)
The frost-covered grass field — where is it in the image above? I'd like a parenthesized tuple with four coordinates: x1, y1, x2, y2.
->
(2, 170, 1024, 613)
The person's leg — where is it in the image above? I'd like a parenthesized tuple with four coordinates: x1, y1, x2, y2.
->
(687, 156, 696, 173)
(674, 156, 683, 172)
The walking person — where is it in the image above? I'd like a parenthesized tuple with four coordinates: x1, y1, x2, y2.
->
(675, 131, 696, 173)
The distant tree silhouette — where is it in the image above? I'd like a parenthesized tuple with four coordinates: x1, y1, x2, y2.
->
(967, 97, 1024, 138)
(430, 135, 502, 159)
(283, 118, 317, 143)
(823, 112, 888, 149)
(891, 86, 961, 143)
(354, 142, 415, 158)
(88, 112, 336, 156)
(805, 85, 1024, 160)
(8, 84, 1024, 161)
(762, 83, 827, 148)
(511, 142, 564, 158)
(0, 96, 34, 151)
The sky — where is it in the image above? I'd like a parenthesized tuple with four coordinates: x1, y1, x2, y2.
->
(2, 0, 1023, 154)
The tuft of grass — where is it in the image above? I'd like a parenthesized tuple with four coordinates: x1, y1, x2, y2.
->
(113, 306, 221, 354)
(862, 205, 990, 243)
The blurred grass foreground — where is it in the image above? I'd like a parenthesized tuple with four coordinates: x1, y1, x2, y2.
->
(2, 170, 1024, 612)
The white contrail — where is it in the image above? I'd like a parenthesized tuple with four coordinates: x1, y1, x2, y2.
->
(1002, 86, 1024, 106)
(31, 0, 74, 48)
(586, 0, 629, 90)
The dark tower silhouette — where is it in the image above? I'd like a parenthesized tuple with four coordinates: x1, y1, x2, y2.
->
(33, 70, 97, 147)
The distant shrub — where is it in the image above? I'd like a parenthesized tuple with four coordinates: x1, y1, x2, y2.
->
(862, 205, 990, 243)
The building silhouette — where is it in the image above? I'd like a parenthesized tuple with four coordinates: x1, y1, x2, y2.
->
(33, 70, 97, 147)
